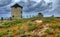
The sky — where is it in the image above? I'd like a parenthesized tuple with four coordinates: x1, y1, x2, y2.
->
(0, 0, 60, 18)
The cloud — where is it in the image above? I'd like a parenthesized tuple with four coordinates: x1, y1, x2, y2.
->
(0, 0, 13, 7)
(19, 0, 36, 7)
(23, 0, 52, 12)
(0, 0, 60, 18)
(0, 7, 10, 14)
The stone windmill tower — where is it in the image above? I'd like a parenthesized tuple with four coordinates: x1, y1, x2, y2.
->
(11, 3, 23, 18)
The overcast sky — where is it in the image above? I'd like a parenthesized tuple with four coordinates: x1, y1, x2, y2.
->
(0, 0, 60, 18)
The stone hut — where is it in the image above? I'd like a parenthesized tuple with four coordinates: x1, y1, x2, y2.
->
(11, 3, 23, 18)
(38, 13, 43, 17)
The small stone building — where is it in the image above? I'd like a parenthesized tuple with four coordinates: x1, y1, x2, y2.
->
(38, 13, 43, 17)
(11, 3, 23, 18)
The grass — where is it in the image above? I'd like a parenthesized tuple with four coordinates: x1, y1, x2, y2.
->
(0, 17, 60, 37)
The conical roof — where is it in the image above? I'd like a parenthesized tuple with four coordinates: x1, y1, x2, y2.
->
(11, 3, 23, 8)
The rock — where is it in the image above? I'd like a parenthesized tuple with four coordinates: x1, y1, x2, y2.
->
(35, 20, 43, 24)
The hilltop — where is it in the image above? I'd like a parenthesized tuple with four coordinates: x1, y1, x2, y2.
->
(0, 17, 60, 37)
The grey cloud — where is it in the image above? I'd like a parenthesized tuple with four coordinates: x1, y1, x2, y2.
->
(0, 7, 10, 14)
(22, 0, 52, 12)
(0, 0, 60, 17)
(0, 0, 13, 7)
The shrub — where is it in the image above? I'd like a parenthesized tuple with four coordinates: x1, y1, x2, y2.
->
(1, 19, 22, 28)
(45, 28, 53, 34)
(13, 19, 22, 24)
(1, 17, 3, 21)
(50, 23, 60, 29)
(0, 31, 4, 37)
(56, 34, 60, 37)
(56, 23, 60, 28)
(43, 19, 52, 23)
(7, 30, 14, 37)
(50, 25, 57, 29)
(2, 22, 10, 28)
(29, 24, 38, 31)
(20, 33, 39, 37)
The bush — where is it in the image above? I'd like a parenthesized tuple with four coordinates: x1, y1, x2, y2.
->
(4, 30, 14, 37)
(1, 19, 22, 28)
(13, 19, 22, 24)
(19, 30, 25, 34)
(29, 24, 38, 31)
(20, 34, 39, 37)
(56, 34, 60, 37)
(0, 31, 4, 37)
(2, 22, 11, 28)
(45, 28, 53, 34)
(43, 19, 52, 23)
(56, 23, 60, 28)
(43, 17, 56, 23)
(50, 23, 60, 29)
(50, 25, 57, 29)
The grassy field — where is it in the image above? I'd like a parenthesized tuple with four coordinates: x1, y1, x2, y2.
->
(0, 17, 60, 37)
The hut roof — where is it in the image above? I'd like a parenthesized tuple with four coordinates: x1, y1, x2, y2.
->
(11, 3, 23, 8)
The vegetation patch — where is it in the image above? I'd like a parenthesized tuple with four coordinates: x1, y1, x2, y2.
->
(0, 17, 60, 37)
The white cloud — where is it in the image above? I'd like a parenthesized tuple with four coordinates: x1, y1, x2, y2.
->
(15, 0, 21, 2)
(31, 0, 41, 2)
